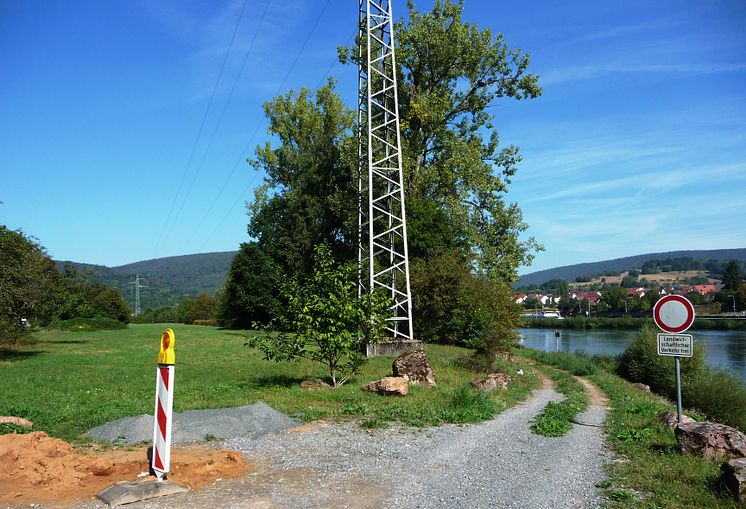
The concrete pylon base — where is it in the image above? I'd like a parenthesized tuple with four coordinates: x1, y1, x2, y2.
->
(96, 480, 189, 506)
(366, 339, 423, 357)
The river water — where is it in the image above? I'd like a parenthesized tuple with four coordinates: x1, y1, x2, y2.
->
(519, 327, 746, 383)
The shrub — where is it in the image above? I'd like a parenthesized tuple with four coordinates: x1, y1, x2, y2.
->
(50, 316, 128, 331)
(192, 319, 216, 326)
(685, 369, 746, 431)
(616, 323, 705, 395)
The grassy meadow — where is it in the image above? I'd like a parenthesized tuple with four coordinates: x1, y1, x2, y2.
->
(0, 324, 539, 443)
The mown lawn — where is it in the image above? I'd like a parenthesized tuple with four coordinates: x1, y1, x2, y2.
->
(0, 324, 539, 443)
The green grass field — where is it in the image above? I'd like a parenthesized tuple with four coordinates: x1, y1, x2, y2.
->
(0, 324, 539, 443)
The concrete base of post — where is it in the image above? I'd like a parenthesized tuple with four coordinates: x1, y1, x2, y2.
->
(366, 339, 423, 357)
(96, 480, 189, 506)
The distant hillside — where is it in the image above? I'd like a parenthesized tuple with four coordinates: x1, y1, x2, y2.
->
(515, 249, 746, 288)
(55, 251, 236, 310)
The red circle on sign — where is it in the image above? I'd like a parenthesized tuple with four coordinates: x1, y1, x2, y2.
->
(653, 295, 695, 333)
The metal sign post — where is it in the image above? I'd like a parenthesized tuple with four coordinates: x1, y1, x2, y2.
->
(152, 328, 175, 480)
(653, 296, 695, 427)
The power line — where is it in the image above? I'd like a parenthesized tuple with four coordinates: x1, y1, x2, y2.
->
(152, 0, 249, 257)
(180, 0, 274, 248)
(194, 0, 340, 251)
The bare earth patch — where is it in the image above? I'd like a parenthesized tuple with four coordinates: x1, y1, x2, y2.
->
(0, 432, 251, 508)
(575, 376, 609, 409)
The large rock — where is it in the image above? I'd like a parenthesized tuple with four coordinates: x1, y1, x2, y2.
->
(658, 411, 696, 430)
(470, 373, 512, 392)
(362, 377, 408, 396)
(392, 349, 436, 388)
(675, 422, 746, 460)
(722, 458, 746, 504)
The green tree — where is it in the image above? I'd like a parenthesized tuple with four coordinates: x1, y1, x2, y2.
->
(340, 0, 543, 282)
(601, 286, 627, 311)
(722, 260, 743, 291)
(0, 226, 60, 342)
(219, 242, 284, 328)
(247, 245, 390, 387)
(685, 291, 704, 306)
(186, 293, 217, 323)
(248, 80, 356, 280)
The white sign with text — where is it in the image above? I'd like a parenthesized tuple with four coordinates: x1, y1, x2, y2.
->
(657, 333, 693, 358)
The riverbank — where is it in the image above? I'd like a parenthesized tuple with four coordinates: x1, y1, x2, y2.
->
(524, 316, 746, 331)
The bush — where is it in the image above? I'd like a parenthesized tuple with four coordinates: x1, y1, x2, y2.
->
(192, 319, 216, 326)
(685, 369, 746, 431)
(616, 323, 705, 395)
(50, 316, 128, 331)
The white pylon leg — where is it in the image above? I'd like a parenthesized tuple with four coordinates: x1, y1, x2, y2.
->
(152, 364, 174, 480)
(358, 0, 414, 340)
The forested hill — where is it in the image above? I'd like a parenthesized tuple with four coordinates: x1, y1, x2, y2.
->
(515, 248, 746, 288)
(55, 251, 236, 309)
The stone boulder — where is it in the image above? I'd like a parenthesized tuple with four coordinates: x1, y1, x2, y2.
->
(631, 383, 651, 392)
(658, 411, 696, 430)
(300, 378, 331, 391)
(362, 377, 408, 396)
(470, 373, 512, 392)
(722, 458, 746, 504)
(675, 422, 746, 460)
(392, 349, 436, 388)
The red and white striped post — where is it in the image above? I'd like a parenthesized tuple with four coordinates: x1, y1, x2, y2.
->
(152, 328, 175, 480)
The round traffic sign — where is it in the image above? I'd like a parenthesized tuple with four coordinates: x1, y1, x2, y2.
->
(653, 295, 695, 333)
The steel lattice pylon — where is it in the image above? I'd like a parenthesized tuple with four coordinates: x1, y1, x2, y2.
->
(358, 0, 413, 340)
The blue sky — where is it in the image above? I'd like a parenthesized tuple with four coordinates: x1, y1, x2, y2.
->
(1, 0, 745, 275)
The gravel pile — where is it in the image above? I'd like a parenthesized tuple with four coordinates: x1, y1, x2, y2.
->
(96, 388, 610, 509)
(86, 401, 297, 445)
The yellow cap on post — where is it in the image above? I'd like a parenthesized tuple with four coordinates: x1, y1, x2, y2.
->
(157, 328, 175, 365)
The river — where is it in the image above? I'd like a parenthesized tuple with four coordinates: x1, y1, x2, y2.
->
(518, 327, 746, 383)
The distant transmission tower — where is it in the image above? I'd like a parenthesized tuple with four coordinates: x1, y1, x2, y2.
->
(358, 0, 413, 339)
(128, 274, 148, 317)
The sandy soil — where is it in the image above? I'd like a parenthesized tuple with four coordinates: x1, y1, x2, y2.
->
(0, 432, 251, 508)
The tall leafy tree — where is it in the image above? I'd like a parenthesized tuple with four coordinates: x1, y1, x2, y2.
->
(0, 225, 59, 341)
(247, 79, 356, 280)
(341, 0, 543, 282)
(219, 242, 284, 327)
(722, 260, 743, 291)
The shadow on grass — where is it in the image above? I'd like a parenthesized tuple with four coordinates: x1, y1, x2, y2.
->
(249, 374, 307, 389)
(649, 442, 681, 455)
(45, 339, 91, 345)
(0, 348, 45, 361)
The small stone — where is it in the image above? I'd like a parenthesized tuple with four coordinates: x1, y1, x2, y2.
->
(631, 383, 651, 392)
(362, 377, 408, 396)
(721, 458, 746, 503)
(675, 422, 746, 460)
(299, 378, 331, 391)
(658, 411, 695, 430)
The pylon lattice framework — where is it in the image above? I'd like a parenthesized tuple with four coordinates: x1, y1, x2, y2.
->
(357, 0, 413, 339)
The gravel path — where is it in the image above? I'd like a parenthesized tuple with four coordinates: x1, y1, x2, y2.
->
(99, 386, 610, 509)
